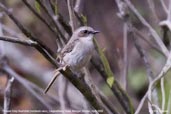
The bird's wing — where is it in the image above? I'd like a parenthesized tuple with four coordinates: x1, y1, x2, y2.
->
(59, 39, 79, 58)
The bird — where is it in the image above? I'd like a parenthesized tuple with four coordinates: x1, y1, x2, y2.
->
(44, 26, 100, 93)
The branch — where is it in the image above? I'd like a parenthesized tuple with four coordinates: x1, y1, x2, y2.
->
(132, 31, 160, 113)
(91, 56, 134, 114)
(1, 63, 54, 110)
(159, 0, 168, 14)
(0, 35, 37, 46)
(21, 0, 61, 42)
(147, 0, 159, 24)
(135, 52, 171, 113)
(133, 27, 165, 56)
(0, 33, 108, 113)
(0, 3, 58, 67)
(67, 0, 76, 32)
(59, 67, 108, 114)
(48, 0, 72, 36)
(3, 76, 14, 114)
(123, 23, 128, 90)
(161, 78, 165, 111)
(0, 2, 130, 113)
(98, 90, 119, 114)
(35, 0, 68, 43)
(0, 34, 58, 67)
(124, 0, 169, 57)
(0, 3, 55, 57)
(74, 0, 82, 13)
(166, 90, 171, 114)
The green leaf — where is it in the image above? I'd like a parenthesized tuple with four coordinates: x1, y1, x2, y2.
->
(107, 76, 114, 87)
(94, 39, 115, 87)
(35, 1, 41, 14)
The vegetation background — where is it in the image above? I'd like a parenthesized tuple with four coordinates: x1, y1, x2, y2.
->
(0, 0, 171, 114)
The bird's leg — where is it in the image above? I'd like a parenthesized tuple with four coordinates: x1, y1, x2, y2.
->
(62, 64, 69, 71)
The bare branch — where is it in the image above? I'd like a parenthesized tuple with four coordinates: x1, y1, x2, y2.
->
(91, 57, 134, 114)
(166, 90, 171, 114)
(3, 76, 14, 114)
(1, 64, 54, 110)
(133, 27, 165, 56)
(67, 0, 76, 32)
(133, 31, 160, 113)
(21, 0, 61, 42)
(124, 0, 169, 57)
(59, 67, 108, 114)
(168, 0, 171, 21)
(134, 92, 148, 114)
(74, 0, 81, 13)
(159, 0, 168, 14)
(161, 78, 165, 111)
(98, 90, 119, 114)
(147, 0, 159, 24)
(123, 23, 128, 90)
(35, 0, 68, 44)
(0, 3, 58, 67)
(0, 35, 37, 46)
(136, 52, 171, 114)
(0, 34, 57, 67)
(0, 3, 55, 57)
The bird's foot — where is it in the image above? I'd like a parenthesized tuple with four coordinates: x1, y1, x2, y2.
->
(62, 64, 70, 71)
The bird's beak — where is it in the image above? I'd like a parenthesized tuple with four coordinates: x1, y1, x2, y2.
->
(93, 30, 100, 34)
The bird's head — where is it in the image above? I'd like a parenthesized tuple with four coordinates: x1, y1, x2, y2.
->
(73, 26, 99, 40)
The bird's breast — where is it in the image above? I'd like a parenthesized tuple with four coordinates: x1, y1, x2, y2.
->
(63, 40, 94, 70)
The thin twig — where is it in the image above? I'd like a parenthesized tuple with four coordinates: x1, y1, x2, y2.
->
(0, 23, 21, 37)
(159, 0, 168, 14)
(124, 0, 169, 57)
(3, 76, 14, 114)
(168, 0, 171, 21)
(166, 90, 171, 114)
(60, 67, 108, 114)
(133, 27, 165, 56)
(98, 90, 119, 114)
(133, 31, 160, 113)
(91, 58, 134, 114)
(83, 68, 112, 114)
(48, 0, 72, 36)
(134, 92, 148, 114)
(136, 52, 171, 114)
(22, 0, 61, 42)
(160, 2, 171, 110)
(0, 35, 37, 46)
(36, 0, 67, 43)
(0, 35, 57, 67)
(161, 78, 165, 111)
(123, 23, 128, 90)
(0, 2, 122, 113)
(1, 64, 56, 110)
(58, 76, 67, 114)
(0, 3, 58, 67)
(0, 31, 108, 113)
(74, 0, 81, 13)
(0, 3, 55, 57)
(67, 0, 76, 32)
(147, 0, 159, 24)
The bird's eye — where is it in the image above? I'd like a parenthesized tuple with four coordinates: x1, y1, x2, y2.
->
(83, 30, 88, 34)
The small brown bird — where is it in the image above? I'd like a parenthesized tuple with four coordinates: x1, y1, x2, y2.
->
(44, 26, 99, 93)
